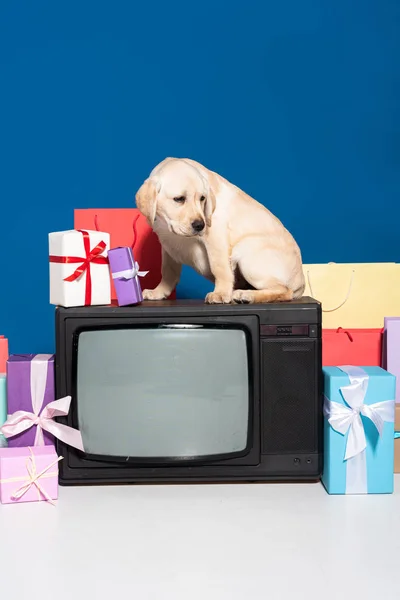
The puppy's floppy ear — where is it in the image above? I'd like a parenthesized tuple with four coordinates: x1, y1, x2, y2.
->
(204, 171, 218, 227)
(135, 179, 158, 227)
(204, 187, 216, 227)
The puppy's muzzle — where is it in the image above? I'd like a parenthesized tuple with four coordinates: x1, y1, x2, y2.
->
(191, 219, 205, 233)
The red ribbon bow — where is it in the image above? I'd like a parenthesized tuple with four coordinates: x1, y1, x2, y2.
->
(49, 230, 109, 305)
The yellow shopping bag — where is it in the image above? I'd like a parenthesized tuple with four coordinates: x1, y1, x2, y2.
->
(303, 263, 400, 328)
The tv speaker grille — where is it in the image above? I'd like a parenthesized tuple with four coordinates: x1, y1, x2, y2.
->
(261, 339, 318, 454)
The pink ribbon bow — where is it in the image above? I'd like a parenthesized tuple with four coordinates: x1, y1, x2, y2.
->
(1, 395, 84, 451)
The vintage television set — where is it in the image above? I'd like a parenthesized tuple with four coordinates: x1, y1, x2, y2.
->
(55, 298, 323, 485)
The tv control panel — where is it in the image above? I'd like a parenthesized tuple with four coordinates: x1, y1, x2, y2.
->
(260, 324, 318, 337)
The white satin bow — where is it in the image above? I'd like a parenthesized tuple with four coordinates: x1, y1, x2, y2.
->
(324, 367, 394, 460)
(111, 261, 149, 281)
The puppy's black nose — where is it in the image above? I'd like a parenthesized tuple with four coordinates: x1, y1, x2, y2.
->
(192, 219, 205, 233)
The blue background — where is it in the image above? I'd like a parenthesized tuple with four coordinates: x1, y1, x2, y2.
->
(1, 1, 399, 353)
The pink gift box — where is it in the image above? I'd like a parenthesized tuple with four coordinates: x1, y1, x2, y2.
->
(0, 446, 61, 504)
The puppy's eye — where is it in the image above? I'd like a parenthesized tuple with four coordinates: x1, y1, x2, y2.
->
(200, 195, 206, 202)
(173, 196, 186, 204)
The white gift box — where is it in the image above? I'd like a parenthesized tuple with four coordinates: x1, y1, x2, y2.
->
(49, 229, 111, 307)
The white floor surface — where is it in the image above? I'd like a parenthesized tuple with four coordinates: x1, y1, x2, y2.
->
(1, 477, 400, 600)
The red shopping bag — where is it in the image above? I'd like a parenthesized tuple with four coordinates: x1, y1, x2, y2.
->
(74, 209, 175, 300)
(322, 328, 383, 367)
(0, 336, 8, 373)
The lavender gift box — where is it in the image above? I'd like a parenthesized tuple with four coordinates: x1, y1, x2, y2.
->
(383, 317, 400, 403)
(0, 446, 60, 504)
(6, 354, 55, 447)
(108, 247, 147, 306)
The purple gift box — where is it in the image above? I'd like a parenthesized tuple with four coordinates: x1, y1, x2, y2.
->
(383, 317, 400, 403)
(108, 247, 147, 306)
(6, 354, 55, 447)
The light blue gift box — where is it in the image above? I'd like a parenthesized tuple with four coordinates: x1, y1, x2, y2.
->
(0, 375, 7, 448)
(322, 366, 396, 495)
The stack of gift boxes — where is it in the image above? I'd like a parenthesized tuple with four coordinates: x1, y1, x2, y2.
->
(0, 354, 69, 504)
(1, 223, 400, 502)
(303, 263, 400, 495)
(0, 210, 154, 505)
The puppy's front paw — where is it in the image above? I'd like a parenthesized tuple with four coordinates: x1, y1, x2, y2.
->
(205, 290, 233, 304)
(143, 288, 168, 301)
(232, 290, 254, 304)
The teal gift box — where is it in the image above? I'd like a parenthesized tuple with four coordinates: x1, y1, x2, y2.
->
(323, 366, 396, 495)
(0, 375, 7, 448)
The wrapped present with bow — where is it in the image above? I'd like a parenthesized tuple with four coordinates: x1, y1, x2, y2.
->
(108, 246, 148, 306)
(49, 229, 110, 307)
(323, 366, 396, 494)
(0, 446, 62, 504)
(1, 354, 84, 451)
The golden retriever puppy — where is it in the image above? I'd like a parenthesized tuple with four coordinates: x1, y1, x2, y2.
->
(136, 157, 304, 304)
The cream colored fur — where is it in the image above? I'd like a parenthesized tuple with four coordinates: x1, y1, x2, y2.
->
(135, 157, 305, 304)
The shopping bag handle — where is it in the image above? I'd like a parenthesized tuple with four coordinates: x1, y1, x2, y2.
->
(336, 328, 353, 342)
(93, 212, 141, 251)
(306, 269, 355, 312)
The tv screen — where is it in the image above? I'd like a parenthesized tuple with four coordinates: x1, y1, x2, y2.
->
(76, 327, 249, 459)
